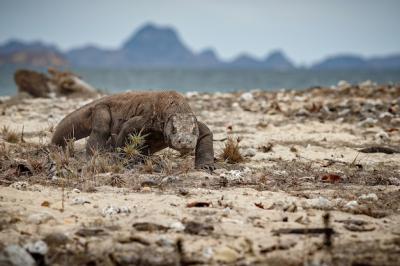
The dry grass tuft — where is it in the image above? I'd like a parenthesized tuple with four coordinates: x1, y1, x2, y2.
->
(1, 126, 19, 143)
(220, 136, 243, 164)
(141, 159, 155, 174)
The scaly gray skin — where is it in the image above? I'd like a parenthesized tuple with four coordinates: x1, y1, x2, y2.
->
(51, 91, 215, 171)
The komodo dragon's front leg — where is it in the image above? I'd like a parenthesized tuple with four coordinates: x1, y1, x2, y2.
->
(114, 116, 147, 148)
(195, 121, 215, 171)
(86, 104, 112, 155)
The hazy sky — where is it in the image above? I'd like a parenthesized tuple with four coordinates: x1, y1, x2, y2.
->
(0, 0, 399, 65)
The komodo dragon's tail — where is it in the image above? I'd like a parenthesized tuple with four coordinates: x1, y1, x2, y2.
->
(51, 105, 93, 147)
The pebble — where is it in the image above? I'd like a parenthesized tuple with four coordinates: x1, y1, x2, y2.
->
(358, 117, 377, 127)
(241, 148, 257, 157)
(102, 205, 131, 217)
(358, 193, 378, 201)
(388, 177, 400, 186)
(0, 245, 36, 266)
(71, 197, 91, 205)
(27, 212, 55, 225)
(170, 221, 185, 231)
(344, 200, 359, 210)
(375, 131, 390, 143)
(307, 196, 333, 210)
(24, 240, 48, 255)
(9, 181, 29, 191)
(213, 246, 240, 263)
(239, 92, 254, 101)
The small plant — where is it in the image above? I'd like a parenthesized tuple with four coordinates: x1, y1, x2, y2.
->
(142, 159, 155, 173)
(220, 136, 244, 163)
(1, 126, 19, 143)
(117, 131, 148, 161)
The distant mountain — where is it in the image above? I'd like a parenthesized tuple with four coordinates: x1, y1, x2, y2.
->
(312, 54, 400, 70)
(0, 40, 67, 67)
(66, 45, 123, 68)
(121, 23, 196, 67)
(229, 50, 294, 70)
(367, 54, 400, 69)
(263, 51, 294, 70)
(312, 55, 367, 70)
(1, 23, 400, 70)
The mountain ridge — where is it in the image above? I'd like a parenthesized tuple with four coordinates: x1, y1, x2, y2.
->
(1, 24, 399, 69)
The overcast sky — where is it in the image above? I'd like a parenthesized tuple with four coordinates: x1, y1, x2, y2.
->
(0, 0, 399, 65)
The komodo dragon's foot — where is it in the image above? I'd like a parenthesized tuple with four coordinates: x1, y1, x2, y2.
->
(195, 163, 216, 172)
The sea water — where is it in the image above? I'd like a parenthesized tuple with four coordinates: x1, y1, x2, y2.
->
(1, 66, 399, 96)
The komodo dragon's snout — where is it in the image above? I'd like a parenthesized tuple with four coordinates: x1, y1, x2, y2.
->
(164, 113, 199, 154)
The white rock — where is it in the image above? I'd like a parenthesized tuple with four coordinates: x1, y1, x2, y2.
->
(72, 188, 81, 193)
(240, 92, 254, 102)
(337, 80, 351, 88)
(388, 177, 400, 186)
(24, 240, 48, 255)
(101, 205, 131, 216)
(359, 80, 374, 87)
(71, 197, 90, 205)
(0, 245, 35, 266)
(170, 221, 185, 231)
(27, 212, 55, 225)
(358, 193, 378, 201)
(242, 148, 257, 157)
(203, 247, 214, 259)
(185, 91, 199, 98)
(161, 176, 180, 183)
(358, 117, 377, 127)
(375, 131, 390, 142)
(344, 200, 359, 210)
(308, 197, 332, 210)
(10, 181, 29, 191)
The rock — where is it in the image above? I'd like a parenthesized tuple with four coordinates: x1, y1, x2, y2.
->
(72, 188, 81, 193)
(242, 148, 257, 157)
(9, 181, 29, 191)
(375, 131, 390, 143)
(71, 197, 90, 205)
(358, 117, 377, 127)
(213, 246, 241, 263)
(379, 112, 394, 123)
(185, 91, 199, 98)
(169, 221, 185, 232)
(240, 92, 254, 102)
(161, 176, 180, 184)
(0, 245, 36, 266)
(344, 200, 359, 210)
(359, 80, 374, 87)
(358, 193, 378, 201)
(388, 177, 400, 186)
(44, 232, 69, 246)
(24, 240, 48, 255)
(307, 197, 333, 210)
(102, 205, 131, 217)
(184, 221, 214, 235)
(27, 212, 55, 225)
(337, 80, 351, 88)
(295, 108, 310, 116)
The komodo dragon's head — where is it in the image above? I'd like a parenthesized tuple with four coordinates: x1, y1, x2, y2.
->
(164, 113, 199, 154)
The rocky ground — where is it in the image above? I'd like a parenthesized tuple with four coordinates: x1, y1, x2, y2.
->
(0, 80, 400, 265)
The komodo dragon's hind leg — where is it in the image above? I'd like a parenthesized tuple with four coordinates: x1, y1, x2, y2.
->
(86, 104, 112, 155)
(195, 121, 215, 171)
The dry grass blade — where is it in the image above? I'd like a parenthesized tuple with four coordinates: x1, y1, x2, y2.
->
(220, 136, 243, 163)
(1, 126, 19, 143)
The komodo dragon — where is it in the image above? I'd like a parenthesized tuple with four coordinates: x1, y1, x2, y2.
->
(51, 91, 215, 170)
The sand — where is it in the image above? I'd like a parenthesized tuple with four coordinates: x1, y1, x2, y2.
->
(0, 82, 399, 265)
